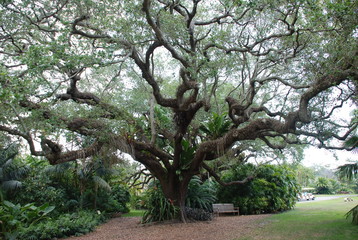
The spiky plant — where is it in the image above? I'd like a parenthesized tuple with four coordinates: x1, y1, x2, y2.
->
(185, 176, 217, 212)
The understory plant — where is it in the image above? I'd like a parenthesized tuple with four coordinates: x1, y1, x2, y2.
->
(185, 176, 217, 212)
(0, 144, 29, 200)
(18, 210, 106, 240)
(0, 200, 55, 240)
(345, 205, 358, 225)
(142, 181, 178, 223)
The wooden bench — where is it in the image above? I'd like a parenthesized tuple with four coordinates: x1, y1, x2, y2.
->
(212, 203, 239, 216)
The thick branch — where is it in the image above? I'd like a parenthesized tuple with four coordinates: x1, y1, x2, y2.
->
(47, 141, 103, 165)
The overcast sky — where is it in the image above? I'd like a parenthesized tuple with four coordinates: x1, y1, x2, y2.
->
(302, 146, 356, 170)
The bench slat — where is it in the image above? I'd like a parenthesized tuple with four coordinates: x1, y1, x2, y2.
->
(212, 203, 239, 216)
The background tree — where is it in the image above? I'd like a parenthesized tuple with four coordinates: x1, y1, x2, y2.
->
(315, 177, 331, 194)
(291, 164, 315, 188)
(0, 0, 357, 221)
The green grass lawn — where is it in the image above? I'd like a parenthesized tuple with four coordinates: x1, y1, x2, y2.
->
(237, 196, 358, 240)
(122, 209, 145, 217)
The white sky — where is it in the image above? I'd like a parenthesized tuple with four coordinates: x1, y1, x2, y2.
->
(302, 146, 356, 170)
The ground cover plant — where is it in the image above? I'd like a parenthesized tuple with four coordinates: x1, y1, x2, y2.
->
(237, 197, 358, 240)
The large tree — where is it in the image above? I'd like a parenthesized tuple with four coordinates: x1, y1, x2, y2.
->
(0, 0, 357, 221)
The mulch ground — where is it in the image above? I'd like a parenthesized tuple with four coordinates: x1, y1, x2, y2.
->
(63, 214, 270, 240)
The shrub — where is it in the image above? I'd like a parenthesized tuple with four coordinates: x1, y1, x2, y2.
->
(12, 176, 71, 214)
(109, 184, 130, 213)
(217, 164, 299, 215)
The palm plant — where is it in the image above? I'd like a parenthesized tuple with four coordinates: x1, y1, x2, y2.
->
(315, 177, 331, 194)
(185, 176, 217, 212)
(337, 134, 358, 224)
(199, 112, 232, 140)
(44, 157, 113, 210)
(338, 163, 358, 210)
(0, 144, 28, 201)
(337, 163, 358, 181)
(76, 158, 112, 209)
(339, 163, 358, 225)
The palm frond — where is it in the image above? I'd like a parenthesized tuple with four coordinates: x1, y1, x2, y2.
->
(44, 162, 73, 177)
(92, 176, 111, 192)
(0, 144, 18, 165)
(337, 163, 358, 181)
(344, 136, 358, 148)
(344, 135, 358, 153)
(345, 204, 358, 225)
(1, 180, 22, 191)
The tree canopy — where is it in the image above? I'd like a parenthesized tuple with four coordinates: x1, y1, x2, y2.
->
(0, 0, 357, 220)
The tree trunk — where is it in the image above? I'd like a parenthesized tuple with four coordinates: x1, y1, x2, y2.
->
(159, 171, 192, 222)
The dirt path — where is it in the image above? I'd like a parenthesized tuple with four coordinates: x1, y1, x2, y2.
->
(63, 215, 270, 240)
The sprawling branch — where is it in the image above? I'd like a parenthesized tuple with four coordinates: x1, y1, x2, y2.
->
(298, 69, 358, 123)
(46, 141, 103, 165)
